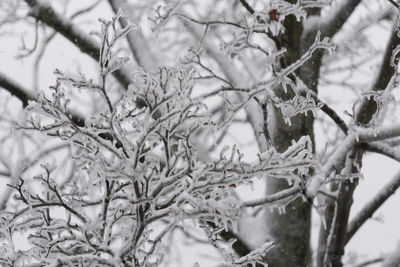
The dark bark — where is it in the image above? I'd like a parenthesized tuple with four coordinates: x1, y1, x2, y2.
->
(323, 151, 360, 267)
(356, 23, 400, 124)
(264, 6, 313, 266)
(264, 0, 366, 265)
(0, 71, 35, 107)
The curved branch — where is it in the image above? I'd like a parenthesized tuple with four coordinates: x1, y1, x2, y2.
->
(298, 86, 349, 134)
(361, 142, 400, 163)
(317, 14, 400, 266)
(345, 170, 400, 244)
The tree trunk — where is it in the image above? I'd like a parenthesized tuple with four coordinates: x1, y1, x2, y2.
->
(264, 7, 318, 266)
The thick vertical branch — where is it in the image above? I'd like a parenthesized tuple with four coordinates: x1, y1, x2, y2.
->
(264, 3, 313, 266)
(356, 22, 400, 124)
(319, 15, 400, 267)
(323, 150, 360, 267)
(263, 0, 364, 262)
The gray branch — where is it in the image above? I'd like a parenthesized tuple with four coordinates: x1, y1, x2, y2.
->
(345, 170, 400, 244)
(0, 71, 35, 107)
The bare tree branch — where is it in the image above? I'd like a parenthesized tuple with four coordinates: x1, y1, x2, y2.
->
(346, 170, 400, 244)
(355, 257, 384, 267)
(0, 70, 122, 150)
(388, 0, 400, 10)
(0, 70, 35, 107)
(361, 142, 400, 163)
(323, 149, 359, 267)
(184, 22, 269, 153)
(238, 0, 255, 14)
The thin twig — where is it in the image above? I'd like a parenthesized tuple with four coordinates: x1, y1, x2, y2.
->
(242, 186, 302, 207)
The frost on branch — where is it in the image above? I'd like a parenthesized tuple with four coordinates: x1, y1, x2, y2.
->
(215, 240, 273, 267)
(0, 12, 317, 267)
(271, 77, 324, 125)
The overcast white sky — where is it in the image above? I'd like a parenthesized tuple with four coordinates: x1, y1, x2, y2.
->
(0, 1, 400, 266)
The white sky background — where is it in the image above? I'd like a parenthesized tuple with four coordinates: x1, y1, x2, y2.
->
(0, 0, 400, 266)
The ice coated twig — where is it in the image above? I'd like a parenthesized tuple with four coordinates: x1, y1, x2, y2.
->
(242, 185, 302, 207)
(232, 241, 273, 266)
(278, 31, 335, 79)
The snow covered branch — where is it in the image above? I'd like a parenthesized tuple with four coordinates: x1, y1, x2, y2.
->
(242, 185, 302, 207)
(307, 125, 400, 198)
